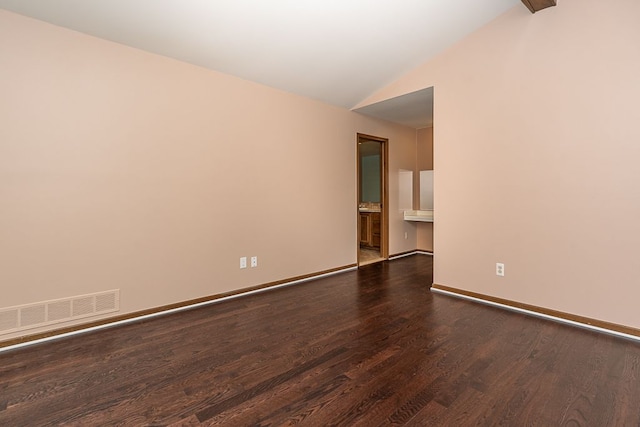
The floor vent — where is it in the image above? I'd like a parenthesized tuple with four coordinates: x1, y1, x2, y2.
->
(0, 290, 119, 336)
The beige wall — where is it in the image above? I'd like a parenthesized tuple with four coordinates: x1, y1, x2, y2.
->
(416, 127, 433, 252)
(359, 0, 640, 328)
(0, 10, 418, 340)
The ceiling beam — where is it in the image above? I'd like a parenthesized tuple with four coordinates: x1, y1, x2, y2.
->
(521, 0, 557, 13)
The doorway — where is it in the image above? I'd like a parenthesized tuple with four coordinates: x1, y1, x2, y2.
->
(357, 133, 388, 266)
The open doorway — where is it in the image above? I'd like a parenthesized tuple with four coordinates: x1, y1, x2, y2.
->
(357, 133, 388, 266)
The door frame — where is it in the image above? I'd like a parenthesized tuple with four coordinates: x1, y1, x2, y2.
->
(357, 133, 389, 265)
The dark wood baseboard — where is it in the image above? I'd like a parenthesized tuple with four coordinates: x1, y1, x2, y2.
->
(389, 250, 432, 260)
(0, 263, 357, 350)
(389, 250, 415, 259)
(431, 284, 640, 339)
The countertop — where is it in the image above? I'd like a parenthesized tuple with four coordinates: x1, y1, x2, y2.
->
(403, 210, 433, 222)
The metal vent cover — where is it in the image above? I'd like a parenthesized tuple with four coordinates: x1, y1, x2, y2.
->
(0, 290, 120, 335)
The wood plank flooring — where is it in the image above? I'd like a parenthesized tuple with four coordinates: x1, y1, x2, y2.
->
(2, 255, 640, 426)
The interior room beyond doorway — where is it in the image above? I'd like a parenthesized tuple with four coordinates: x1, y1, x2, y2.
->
(357, 134, 387, 266)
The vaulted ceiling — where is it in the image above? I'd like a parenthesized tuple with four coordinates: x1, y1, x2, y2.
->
(0, 1, 555, 127)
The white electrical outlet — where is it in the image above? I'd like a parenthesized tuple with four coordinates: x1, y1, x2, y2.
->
(240, 257, 247, 269)
(251, 256, 258, 267)
(496, 262, 505, 277)
(404, 232, 408, 239)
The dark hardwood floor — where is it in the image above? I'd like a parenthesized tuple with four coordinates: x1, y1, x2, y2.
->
(2, 255, 640, 426)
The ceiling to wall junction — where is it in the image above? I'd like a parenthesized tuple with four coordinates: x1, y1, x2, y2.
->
(0, 0, 519, 128)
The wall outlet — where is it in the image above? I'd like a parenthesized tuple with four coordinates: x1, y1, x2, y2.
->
(404, 232, 408, 239)
(240, 257, 247, 269)
(251, 256, 258, 268)
(496, 262, 505, 277)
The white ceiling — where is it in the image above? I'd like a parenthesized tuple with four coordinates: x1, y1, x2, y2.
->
(0, 0, 520, 127)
